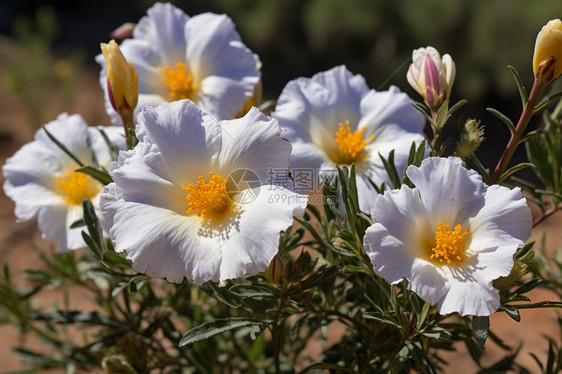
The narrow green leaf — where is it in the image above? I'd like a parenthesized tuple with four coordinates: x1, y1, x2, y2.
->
(472, 315, 489, 346)
(342, 265, 372, 274)
(411, 101, 433, 124)
(433, 100, 450, 129)
(83, 198, 104, 256)
(519, 129, 542, 144)
(379, 150, 401, 189)
(507, 65, 528, 107)
(363, 312, 401, 328)
(534, 91, 562, 113)
(97, 128, 120, 161)
(299, 362, 353, 373)
(69, 219, 85, 229)
(469, 153, 490, 183)
(420, 328, 452, 341)
(513, 278, 541, 295)
(102, 252, 132, 269)
(229, 284, 278, 298)
(486, 108, 515, 135)
(75, 166, 113, 185)
(498, 162, 535, 183)
(448, 99, 468, 116)
(42, 126, 84, 167)
(179, 318, 269, 346)
(501, 305, 521, 322)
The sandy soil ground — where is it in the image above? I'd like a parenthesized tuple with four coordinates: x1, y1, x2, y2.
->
(0, 68, 560, 373)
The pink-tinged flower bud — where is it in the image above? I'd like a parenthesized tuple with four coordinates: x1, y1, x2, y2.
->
(407, 46, 455, 112)
(100, 40, 138, 116)
(110, 22, 135, 40)
(533, 19, 562, 82)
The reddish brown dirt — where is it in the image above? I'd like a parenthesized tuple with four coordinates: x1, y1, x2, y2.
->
(0, 68, 561, 373)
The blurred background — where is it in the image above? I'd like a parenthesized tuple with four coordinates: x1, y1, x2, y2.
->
(0, 0, 561, 166)
(0, 0, 561, 371)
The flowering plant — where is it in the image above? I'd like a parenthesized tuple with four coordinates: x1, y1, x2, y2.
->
(2, 4, 562, 373)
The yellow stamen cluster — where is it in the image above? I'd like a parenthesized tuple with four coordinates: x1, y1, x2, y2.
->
(159, 62, 196, 101)
(333, 121, 374, 164)
(184, 172, 229, 217)
(429, 222, 469, 265)
(56, 171, 100, 205)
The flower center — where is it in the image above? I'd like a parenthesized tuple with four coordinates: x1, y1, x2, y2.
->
(56, 171, 101, 205)
(159, 62, 197, 101)
(429, 222, 469, 265)
(184, 172, 230, 218)
(332, 121, 374, 165)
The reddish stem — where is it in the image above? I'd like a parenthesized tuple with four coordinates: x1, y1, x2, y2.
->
(489, 78, 547, 185)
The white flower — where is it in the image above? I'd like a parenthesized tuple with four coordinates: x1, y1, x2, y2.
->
(100, 99, 307, 285)
(96, 2, 261, 125)
(272, 65, 426, 214)
(2, 114, 125, 251)
(407, 46, 455, 111)
(363, 157, 532, 316)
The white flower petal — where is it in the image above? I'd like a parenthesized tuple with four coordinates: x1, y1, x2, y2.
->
(409, 259, 449, 306)
(218, 186, 307, 284)
(218, 108, 291, 181)
(133, 2, 189, 64)
(439, 270, 500, 316)
(274, 66, 367, 148)
(359, 86, 425, 137)
(469, 185, 532, 248)
(37, 203, 70, 252)
(364, 222, 415, 284)
(135, 100, 222, 185)
(406, 157, 484, 222)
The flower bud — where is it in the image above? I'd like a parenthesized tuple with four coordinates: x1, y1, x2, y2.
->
(407, 46, 455, 112)
(110, 22, 135, 40)
(100, 40, 138, 117)
(265, 254, 284, 284)
(533, 19, 562, 82)
(492, 260, 529, 292)
(456, 119, 484, 158)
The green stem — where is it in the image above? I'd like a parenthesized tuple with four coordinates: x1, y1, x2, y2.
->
(490, 77, 547, 185)
(272, 296, 286, 374)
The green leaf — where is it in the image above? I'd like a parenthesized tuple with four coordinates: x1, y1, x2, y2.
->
(229, 284, 279, 298)
(534, 91, 562, 113)
(499, 163, 535, 183)
(501, 305, 521, 322)
(433, 100, 450, 129)
(469, 153, 490, 183)
(379, 150, 401, 189)
(75, 166, 113, 185)
(42, 126, 84, 167)
(486, 107, 516, 135)
(342, 265, 372, 274)
(513, 278, 541, 295)
(299, 362, 353, 373)
(420, 328, 452, 341)
(363, 312, 401, 328)
(448, 99, 468, 116)
(83, 198, 104, 257)
(98, 128, 120, 161)
(102, 252, 132, 269)
(69, 218, 85, 229)
(472, 315, 490, 346)
(179, 318, 269, 346)
(411, 101, 433, 124)
(507, 65, 528, 107)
